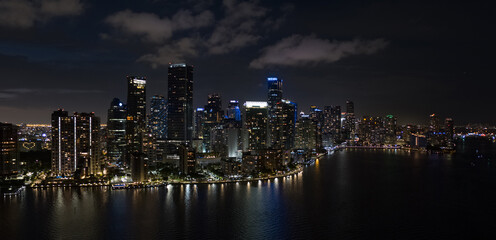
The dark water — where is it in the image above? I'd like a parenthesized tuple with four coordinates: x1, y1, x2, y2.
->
(3, 138, 496, 240)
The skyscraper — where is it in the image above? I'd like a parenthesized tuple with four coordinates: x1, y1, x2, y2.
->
(193, 108, 205, 139)
(271, 99, 297, 150)
(244, 101, 268, 150)
(385, 115, 397, 144)
(322, 105, 341, 147)
(167, 63, 193, 143)
(203, 93, 224, 152)
(295, 114, 318, 150)
(150, 95, 167, 139)
(226, 100, 242, 122)
(267, 77, 283, 147)
(107, 98, 126, 165)
(344, 100, 356, 139)
(51, 110, 100, 177)
(429, 114, 440, 132)
(0, 123, 19, 175)
(125, 76, 147, 182)
(267, 77, 283, 108)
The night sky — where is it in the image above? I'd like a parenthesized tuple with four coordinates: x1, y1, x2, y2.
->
(0, 0, 494, 124)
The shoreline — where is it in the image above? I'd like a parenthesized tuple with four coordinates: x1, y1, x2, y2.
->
(28, 166, 305, 190)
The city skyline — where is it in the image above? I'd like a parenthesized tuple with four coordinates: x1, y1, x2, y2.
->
(0, 0, 494, 125)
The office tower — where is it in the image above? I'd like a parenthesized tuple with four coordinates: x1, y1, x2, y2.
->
(309, 105, 323, 148)
(429, 114, 440, 132)
(271, 99, 297, 150)
(385, 115, 397, 144)
(203, 93, 224, 152)
(167, 63, 194, 143)
(344, 100, 356, 139)
(150, 95, 167, 139)
(226, 100, 242, 122)
(244, 101, 268, 150)
(125, 76, 147, 182)
(51, 110, 100, 177)
(358, 116, 385, 145)
(267, 77, 283, 108)
(295, 114, 318, 150)
(267, 77, 283, 147)
(107, 98, 126, 165)
(445, 118, 454, 146)
(322, 105, 341, 147)
(0, 123, 19, 175)
(193, 108, 205, 139)
(179, 145, 196, 175)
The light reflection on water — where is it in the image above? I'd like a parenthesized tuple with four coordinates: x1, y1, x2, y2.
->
(2, 140, 496, 239)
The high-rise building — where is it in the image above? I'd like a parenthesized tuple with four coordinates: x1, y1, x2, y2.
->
(358, 116, 385, 145)
(267, 77, 283, 108)
(0, 123, 19, 175)
(295, 114, 318, 150)
(107, 98, 126, 165)
(179, 146, 196, 175)
(51, 110, 101, 177)
(267, 77, 283, 147)
(125, 76, 147, 182)
(385, 115, 397, 144)
(226, 100, 242, 122)
(203, 93, 224, 152)
(445, 118, 454, 146)
(167, 63, 194, 143)
(150, 95, 167, 139)
(193, 108, 205, 139)
(309, 106, 323, 148)
(429, 114, 440, 132)
(322, 105, 341, 147)
(344, 100, 356, 139)
(271, 99, 297, 150)
(244, 101, 268, 150)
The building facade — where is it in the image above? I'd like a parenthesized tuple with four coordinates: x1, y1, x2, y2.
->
(167, 63, 194, 143)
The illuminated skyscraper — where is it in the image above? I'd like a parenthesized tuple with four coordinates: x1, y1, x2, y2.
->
(385, 115, 397, 144)
(150, 95, 167, 139)
(344, 100, 356, 139)
(322, 105, 341, 147)
(107, 98, 126, 165)
(125, 76, 147, 182)
(267, 77, 283, 147)
(226, 100, 242, 122)
(193, 108, 205, 139)
(0, 123, 19, 175)
(309, 106, 323, 148)
(244, 101, 268, 150)
(267, 77, 283, 108)
(271, 99, 297, 150)
(203, 93, 223, 152)
(167, 63, 194, 143)
(429, 114, 440, 132)
(295, 114, 318, 150)
(51, 110, 100, 177)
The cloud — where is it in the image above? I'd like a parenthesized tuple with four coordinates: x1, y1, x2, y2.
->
(40, 0, 84, 16)
(101, 0, 291, 67)
(137, 38, 199, 68)
(0, 88, 102, 99)
(250, 35, 389, 68)
(104, 9, 213, 43)
(0, 0, 85, 28)
(206, 0, 271, 54)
